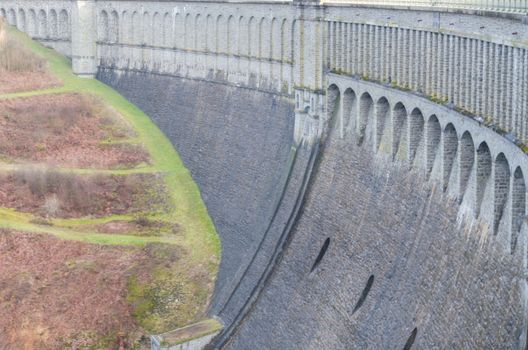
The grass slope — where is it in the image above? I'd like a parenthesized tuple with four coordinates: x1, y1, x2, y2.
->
(0, 26, 221, 336)
(0, 27, 220, 258)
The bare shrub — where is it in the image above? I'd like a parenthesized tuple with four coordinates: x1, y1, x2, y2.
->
(42, 194, 60, 217)
(0, 20, 46, 72)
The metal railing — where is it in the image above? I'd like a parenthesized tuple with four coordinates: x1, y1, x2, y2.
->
(322, 0, 528, 13)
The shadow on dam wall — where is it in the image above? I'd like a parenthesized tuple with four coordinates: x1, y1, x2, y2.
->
(98, 69, 526, 349)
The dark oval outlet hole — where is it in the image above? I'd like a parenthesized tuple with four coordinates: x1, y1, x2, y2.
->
(310, 238, 330, 272)
(352, 275, 374, 314)
(403, 328, 418, 350)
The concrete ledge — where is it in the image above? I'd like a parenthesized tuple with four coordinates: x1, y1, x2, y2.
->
(151, 318, 223, 350)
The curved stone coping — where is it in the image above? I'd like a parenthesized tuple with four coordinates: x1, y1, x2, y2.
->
(326, 73, 528, 260)
(323, 1, 528, 20)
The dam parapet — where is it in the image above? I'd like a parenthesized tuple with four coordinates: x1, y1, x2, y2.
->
(3, 0, 528, 144)
(3, 0, 528, 146)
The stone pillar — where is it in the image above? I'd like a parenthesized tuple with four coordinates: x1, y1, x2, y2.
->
(71, 0, 97, 78)
(292, 0, 327, 145)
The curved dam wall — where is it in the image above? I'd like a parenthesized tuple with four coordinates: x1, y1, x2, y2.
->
(96, 69, 296, 318)
(224, 76, 528, 349)
(3, 1, 528, 348)
(226, 112, 526, 349)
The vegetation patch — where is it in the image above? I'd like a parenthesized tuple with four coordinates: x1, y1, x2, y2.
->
(0, 169, 170, 219)
(88, 218, 180, 237)
(0, 230, 162, 349)
(127, 244, 214, 334)
(0, 21, 61, 93)
(0, 22, 220, 349)
(0, 92, 149, 169)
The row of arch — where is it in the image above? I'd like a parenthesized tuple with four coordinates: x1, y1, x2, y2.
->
(97, 9, 295, 63)
(327, 20, 528, 144)
(328, 83, 527, 254)
(0, 7, 70, 40)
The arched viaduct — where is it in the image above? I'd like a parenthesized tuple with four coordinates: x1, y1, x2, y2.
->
(2, 0, 528, 348)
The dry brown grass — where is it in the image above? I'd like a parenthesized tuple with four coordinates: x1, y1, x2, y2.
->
(0, 20, 45, 73)
(0, 93, 149, 168)
(0, 19, 61, 93)
(0, 166, 170, 219)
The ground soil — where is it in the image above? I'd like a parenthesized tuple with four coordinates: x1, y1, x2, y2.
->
(0, 230, 183, 349)
(0, 69, 61, 94)
(0, 93, 149, 168)
(0, 172, 170, 219)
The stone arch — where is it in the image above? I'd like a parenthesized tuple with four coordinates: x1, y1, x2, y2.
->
(248, 17, 258, 57)
(392, 102, 408, 159)
(163, 12, 171, 47)
(426, 115, 441, 173)
(206, 14, 214, 52)
(238, 16, 248, 56)
(375, 97, 390, 150)
(28, 9, 36, 36)
(142, 11, 151, 45)
(98, 10, 109, 42)
(494, 153, 510, 234)
(110, 10, 118, 43)
(443, 123, 458, 191)
(342, 88, 357, 138)
(271, 18, 280, 61)
(227, 15, 236, 55)
(459, 131, 475, 201)
(7, 8, 16, 27)
(327, 84, 341, 133)
(409, 108, 424, 163)
(37, 9, 46, 38)
(58, 9, 69, 39)
(132, 11, 140, 44)
(290, 20, 297, 64)
(184, 13, 193, 49)
(511, 167, 526, 252)
(476, 142, 492, 216)
(217, 15, 227, 53)
(358, 92, 374, 146)
(260, 17, 270, 59)
(195, 14, 205, 51)
(175, 13, 184, 48)
(281, 19, 290, 62)
(49, 9, 57, 38)
(152, 12, 161, 46)
(17, 9, 26, 32)
(121, 11, 128, 43)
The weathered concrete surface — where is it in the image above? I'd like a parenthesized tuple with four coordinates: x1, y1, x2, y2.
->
(97, 69, 295, 316)
(98, 68, 528, 349)
(225, 129, 527, 349)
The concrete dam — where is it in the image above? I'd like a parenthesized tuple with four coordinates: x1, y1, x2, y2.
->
(2, 0, 528, 348)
